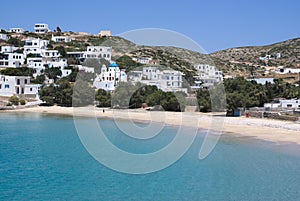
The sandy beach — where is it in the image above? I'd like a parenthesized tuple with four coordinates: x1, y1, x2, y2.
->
(2, 105, 300, 145)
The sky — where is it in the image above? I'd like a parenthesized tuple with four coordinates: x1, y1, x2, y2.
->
(0, 0, 299, 53)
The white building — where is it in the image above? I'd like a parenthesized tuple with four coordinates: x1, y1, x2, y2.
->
(280, 99, 300, 109)
(264, 99, 300, 109)
(192, 64, 223, 89)
(67, 46, 112, 62)
(248, 78, 274, 85)
(0, 75, 40, 99)
(0, 33, 8, 41)
(34, 23, 49, 34)
(86, 46, 112, 62)
(1, 46, 18, 53)
(28, 57, 69, 77)
(99, 30, 112, 37)
(43, 50, 60, 58)
(9, 28, 24, 33)
(132, 57, 152, 64)
(93, 63, 127, 91)
(129, 66, 187, 93)
(278, 68, 300, 74)
(27, 57, 44, 76)
(77, 65, 95, 73)
(23, 38, 49, 56)
(0, 53, 25, 68)
(51, 35, 71, 43)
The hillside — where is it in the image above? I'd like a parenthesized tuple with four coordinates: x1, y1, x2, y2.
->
(210, 38, 300, 77)
(2, 30, 299, 81)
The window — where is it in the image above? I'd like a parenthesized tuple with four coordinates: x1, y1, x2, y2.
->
(287, 104, 292, 107)
(5, 84, 9, 88)
(17, 79, 20, 85)
(25, 79, 28, 84)
(30, 88, 33, 92)
(0, 84, 1, 89)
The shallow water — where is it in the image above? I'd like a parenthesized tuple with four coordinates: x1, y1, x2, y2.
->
(0, 113, 299, 200)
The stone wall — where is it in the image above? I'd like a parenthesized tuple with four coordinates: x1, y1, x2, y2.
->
(246, 111, 299, 122)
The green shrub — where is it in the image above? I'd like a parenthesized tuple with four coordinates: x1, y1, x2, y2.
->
(9, 96, 19, 105)
(20, 99, 26, 105)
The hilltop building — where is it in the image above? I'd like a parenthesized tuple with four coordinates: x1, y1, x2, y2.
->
(98, 30, 112, 37)
(93, 63, 127, 91)
(128, 66, 187, 93)
(34, 23, 49, 34)
(9, 28, 24, 33)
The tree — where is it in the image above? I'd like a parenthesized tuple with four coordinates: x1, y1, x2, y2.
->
(45, 67, 62, 83)
(56, 26, 62, 33)
(72, 79, 95, 107)
(31, 74, 46, 84)
(54, 46, 67, 57)
(95, 89, 111, 107)
(39, 84, 56, 106)
(0, 67, 34, 76)
(7, 38, 24, 47)
(56, 79, 73, 107)
(116, 55, 141, 72)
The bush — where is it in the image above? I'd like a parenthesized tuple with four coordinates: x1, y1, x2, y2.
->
(9, 96, 19, 105)
(19, 99, 26, 105)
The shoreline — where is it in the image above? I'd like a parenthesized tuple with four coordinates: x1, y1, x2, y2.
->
(2, 105, 300, 145)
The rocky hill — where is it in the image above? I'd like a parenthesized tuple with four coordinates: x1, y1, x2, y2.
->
(210, 38, 300, 77)
(1, 30, 299, 80)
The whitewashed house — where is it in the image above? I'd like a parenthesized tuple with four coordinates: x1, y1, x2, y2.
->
(27, 57, 45, 76)
(93, 63, 127, 91)
(9, 28, 24, 33)
(51, 35, 71, 43)
(248, 78, 274, 85)
(28, 57, 69, 77)
(280, 99, 300, 109)
(129, 66, 187, 93)
(132, 57, 152, 64)
(67, 46, 112, 62)
(0, 53, 25, 68)
(34, 23, 49, 34)
(0, 33, 8, 41)
(86, 46, 112, 62)
(264, 99, 300, 109)
(192, 64, 223, 89)
(278, 68, 300, 74)
(0, 75, 40, 99)
(1, 46, 19, 53)
(77, 65, 95, 73)
(43, 50, 60, 58)
(23, 38, 49, 56)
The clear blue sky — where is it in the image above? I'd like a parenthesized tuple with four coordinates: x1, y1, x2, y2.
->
(1, 0, 299, 53)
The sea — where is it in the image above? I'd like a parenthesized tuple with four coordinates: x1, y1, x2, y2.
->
(0, 113, 300, 200)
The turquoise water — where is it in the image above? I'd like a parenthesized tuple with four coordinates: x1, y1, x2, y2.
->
(0, 113, 300, 200)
